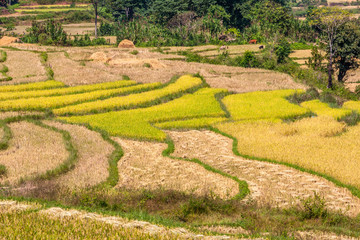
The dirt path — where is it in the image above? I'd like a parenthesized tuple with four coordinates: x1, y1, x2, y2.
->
(114, 138, 239, 199)
(44, 121, 114, 188)
(167, 130, 360, 217)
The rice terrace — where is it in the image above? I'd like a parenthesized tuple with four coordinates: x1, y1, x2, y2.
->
(1, 0, 360, 239)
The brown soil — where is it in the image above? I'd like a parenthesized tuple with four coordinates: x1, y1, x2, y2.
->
(167, 130, 360, 217)
(0, 122, 67, 185)
(44, 121, 114, 189)
(114, 138, 239, 199)
(4, 50, 47, 84)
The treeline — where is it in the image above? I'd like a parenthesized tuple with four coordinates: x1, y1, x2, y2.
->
(96, 0, 317, 46)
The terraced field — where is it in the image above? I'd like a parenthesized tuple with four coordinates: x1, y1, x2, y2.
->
(1, 45, 360, 238)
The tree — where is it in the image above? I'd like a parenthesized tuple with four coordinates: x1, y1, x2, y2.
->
(308, 7, 350, 88)
(91, 0, 107, 38)
(333, 18, 360, 82)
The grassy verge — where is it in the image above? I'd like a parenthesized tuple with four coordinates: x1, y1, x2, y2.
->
(0, 120, 11, 150)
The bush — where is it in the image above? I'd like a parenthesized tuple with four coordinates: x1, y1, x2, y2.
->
(236, 51, 259, 68)
(300, 192, 328, 220)
(275, 38, 291, 63)
(0, 164, 6, 177)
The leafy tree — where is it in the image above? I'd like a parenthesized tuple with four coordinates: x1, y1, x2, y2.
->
(308, 7, 350, 88)
(333, 19, 360, 82)
(249, 0, 293, 38)
(274, 38, 291, 63)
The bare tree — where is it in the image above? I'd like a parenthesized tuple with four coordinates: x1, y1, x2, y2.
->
(309, 7, 350, 88)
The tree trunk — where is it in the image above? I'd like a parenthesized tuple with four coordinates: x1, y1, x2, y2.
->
(327, 38, 334, 89)
(94, 2, 98, 39)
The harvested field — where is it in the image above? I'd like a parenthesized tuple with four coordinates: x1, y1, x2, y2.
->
(44, 121, 113, 188)
(198, 44, 263, 57)
(290, 49, 312, 59)
(167, 130, 360, 217)
(4, 51, 47, 84)
(48, 52, 120, 85)
(114, 138, 239, 199)
(0, 121, 67, 185)
(0, 111, 45, 119)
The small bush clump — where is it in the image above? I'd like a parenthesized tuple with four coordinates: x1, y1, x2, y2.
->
(0, 164, 7, 177)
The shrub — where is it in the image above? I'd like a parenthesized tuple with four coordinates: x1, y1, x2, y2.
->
(0, 164, 6, 177)
(275, 38, 291, 63)
(300, 192, 328, 220)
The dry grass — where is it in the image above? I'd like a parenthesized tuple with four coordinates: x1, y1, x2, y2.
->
(0, 121, 67, 185)
(167, 129, 360, 217)
(114, 138, 239, 199)
(198, 44, 263, 57)
(1, 45, 304, 93)
(290, 50, 313, 59)
(4, 51, 47, 84)
(44, 121, 114, 189)
(48, 52, 120, 85)
(0, 111, 45, 120)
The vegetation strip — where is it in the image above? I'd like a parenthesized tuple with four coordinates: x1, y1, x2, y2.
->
(59, 88, 227, 141)
(0, 80, 65, 92)
(0, 121, 11, 150)
(0, 80, 137, 101)
(54, 75, 205, 115)
(162, 136, 250, 200)
(0, 83, 161, 111)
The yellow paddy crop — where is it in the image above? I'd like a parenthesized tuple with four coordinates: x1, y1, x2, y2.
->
(155, 117, 227, 129)
(0, 80, 136, 101)
(301, 100, 352, 120)
(0, 80, 64, 92)
(0, 83, 160, 111)
(54, 75, 203, 115)
(216, 116, 360, 188)
(223, 89, 309, 120)
(343, 101, 360, 113)
(60, 88, 227, 141)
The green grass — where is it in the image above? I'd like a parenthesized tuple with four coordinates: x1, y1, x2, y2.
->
(60, 88, 227, 141)
(54, 75, 204, 115)
(0, 80, 137, 101)
(0, 120, 11, 150)
(0, 82, 161, 111)
(0, 50, 7, 62)
(222, 89, 310, 121)
(301, 100, 352, 120)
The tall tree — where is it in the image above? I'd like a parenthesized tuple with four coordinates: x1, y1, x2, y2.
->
(91, 0, 107, 38)
(333, 19, 360, 82)
(308, 7, 350, 88)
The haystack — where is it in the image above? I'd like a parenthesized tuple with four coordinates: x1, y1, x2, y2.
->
(118, 39, 135, 48)
(0, 36, 19, 46)
(89, 52, 110, 62)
